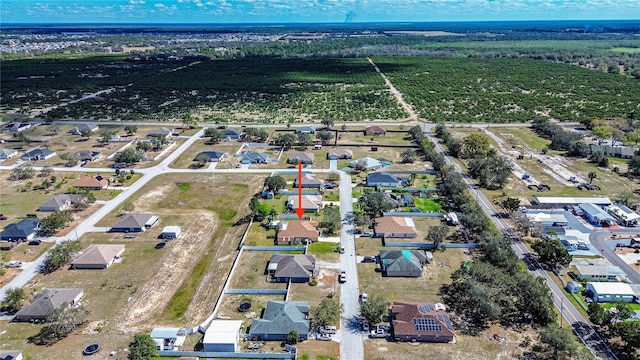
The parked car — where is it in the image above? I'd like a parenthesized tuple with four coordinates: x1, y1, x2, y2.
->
(320, 326, 337, 334)
(377, 324, 391, 332)
(339, 271, 346, 283)
(339, 246, 345, 254)
(362, 256, 376, 263)
(124, 234, 137, 239)
(317, 333, 332, 341)
(154, 242, 166, 249)
(28, 239, 41, 245)
(361, 291, 369, 303)
(369, 328, 388, 338)
(360, 232, 374, 237)
(7, 261, 23, 268)
(361, 319, 370, 332)
(0, 214, 8, 220)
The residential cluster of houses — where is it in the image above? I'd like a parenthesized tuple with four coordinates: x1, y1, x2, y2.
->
(157, 297, 453, 352)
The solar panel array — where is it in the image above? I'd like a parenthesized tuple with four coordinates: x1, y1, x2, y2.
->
(437, 314, 453, 330)
(413, 317, 443, 332)
(418, 304, 435, 313)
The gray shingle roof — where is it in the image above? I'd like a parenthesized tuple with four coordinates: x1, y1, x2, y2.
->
(0, 219, 40, 240)
(269, 254, 315, 279)
(38, 194, 82, 211)
(249, 301, 310, 337)
(380, 250, 426, 274)
(367, 171, 399, 184)
(112, 213, 156, 229)
(14, 288, 83, 320)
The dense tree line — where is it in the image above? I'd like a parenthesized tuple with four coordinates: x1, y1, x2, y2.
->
(441, 236, 556, 334)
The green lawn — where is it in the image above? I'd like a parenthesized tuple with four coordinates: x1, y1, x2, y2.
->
(308, 241, 340, 254)
(608, 157, 629, 163)
(413, 198, 444, 213)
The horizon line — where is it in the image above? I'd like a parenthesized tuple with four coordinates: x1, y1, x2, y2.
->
(2, 19, 640, 26)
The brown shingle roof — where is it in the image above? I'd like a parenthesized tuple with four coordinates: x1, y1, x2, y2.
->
(391, 301, 454, 340)
(365, 126, 386, 135)
(287, 195, 323, 211)
(327, 148, 353, 159)
(277, 220, 319, 244)
(73, 175, 109, 188)
(374, 217, 417, 236)
(294, 173, 324, 187)
(71, 244, 125, 268)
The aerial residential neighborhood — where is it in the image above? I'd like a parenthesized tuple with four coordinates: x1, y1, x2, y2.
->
(1, 14, 640, 360)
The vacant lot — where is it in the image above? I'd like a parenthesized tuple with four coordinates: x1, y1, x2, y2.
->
(0, 173, 262, 359)
(308, 241, 340, 262)
(288, 268, 340, 308)
(364, 324, 540, 360)
(297, 340, 340, 360)
(358, 248, 470, 303)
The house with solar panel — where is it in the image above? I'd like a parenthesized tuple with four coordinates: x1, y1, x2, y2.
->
(390, 301, 455, 343)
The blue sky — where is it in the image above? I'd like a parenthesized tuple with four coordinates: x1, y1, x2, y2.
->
(1, 0, 638, 24)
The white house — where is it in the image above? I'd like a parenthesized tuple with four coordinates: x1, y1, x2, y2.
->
(607, 204, 640, 227)
(161, 226, 182, 239)
(203, 320, 243, 352)
(586, 282, 636, 303)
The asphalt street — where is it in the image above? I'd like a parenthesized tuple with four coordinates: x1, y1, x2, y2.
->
(590, 229, 640, 284)
(422, 124, 617, 360)
(338, 171, 365, 360)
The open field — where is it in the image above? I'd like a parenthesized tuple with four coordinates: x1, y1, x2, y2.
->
(357, 248, 470, 304)
(375, 56, 640, 122)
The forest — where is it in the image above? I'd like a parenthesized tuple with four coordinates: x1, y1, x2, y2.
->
(3, 54, 638, 123)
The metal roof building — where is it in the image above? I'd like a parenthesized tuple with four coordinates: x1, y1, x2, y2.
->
(578, 203, 617, 226)
(531, 196, 612, 207)
(607, 204, 640, 226)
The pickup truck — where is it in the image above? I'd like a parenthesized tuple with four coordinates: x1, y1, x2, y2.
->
(339, 271, 346, 283)
(7, 261, 23, 268)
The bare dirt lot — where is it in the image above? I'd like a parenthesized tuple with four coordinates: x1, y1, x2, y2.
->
(364, 324, 540, 360)
(0, 173, 263, 360)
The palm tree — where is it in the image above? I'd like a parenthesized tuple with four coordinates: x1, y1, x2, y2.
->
(588, 171, 597, 184)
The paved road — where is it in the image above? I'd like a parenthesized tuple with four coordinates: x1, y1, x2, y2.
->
(48, 119, 581, 129)
(590, 229, 640, 284)
(338, 171, 365, 360)
(422, 124, 616, 360)
(0, 128, 204, 300)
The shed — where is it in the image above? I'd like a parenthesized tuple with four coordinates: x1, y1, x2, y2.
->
(203, 320, 243, 352)
(150, 327, 186, 351)
(566, 281, 582, 294)
(161, 226, 182, 239)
